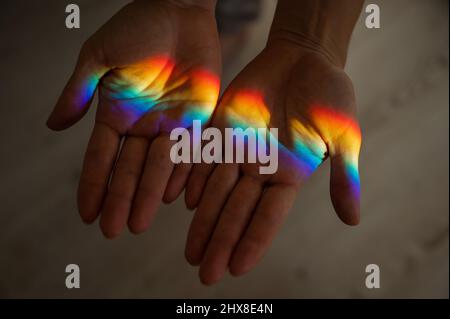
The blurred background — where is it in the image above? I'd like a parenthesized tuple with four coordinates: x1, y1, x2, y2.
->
(0, 0, 448, 298)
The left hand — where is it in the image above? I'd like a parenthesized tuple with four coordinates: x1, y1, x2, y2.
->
(184, 40, 362, 284)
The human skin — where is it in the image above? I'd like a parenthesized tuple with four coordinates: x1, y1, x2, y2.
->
(47, 0, 364, 286)
(183, 0, 365, 285)
(47, 0, 221, 238)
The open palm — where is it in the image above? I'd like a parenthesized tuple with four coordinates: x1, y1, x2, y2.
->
(47, 0, 220, 237)
(185, 42, 362, 284)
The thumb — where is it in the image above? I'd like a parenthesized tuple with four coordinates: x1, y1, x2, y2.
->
(329, 124, 362, 226)
(47, 42, 109, 131)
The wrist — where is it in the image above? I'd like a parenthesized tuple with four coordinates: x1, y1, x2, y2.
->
(166, 0, 217, 11)
(267, 29, 346, 69)
(267, 0, 363, 68)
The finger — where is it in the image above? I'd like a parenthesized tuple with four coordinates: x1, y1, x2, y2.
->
(185, 164, 239, 266)
(163, 162, 192, 204)
(99, 136, 148, 238)
(128, 134, 175, 234)
(185, 162, 216, 210)
(47, 42, 109, 130)
(229, 184, 297, 277)
(309, 106, 362, 225)
(199, 175, 263, 285)
(329, 135, 361, 226)
(163, 125, 195, 204)
(78, 122, 120, 223)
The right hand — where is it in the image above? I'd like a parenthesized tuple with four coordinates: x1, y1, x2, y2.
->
(47, 0, 221, 238)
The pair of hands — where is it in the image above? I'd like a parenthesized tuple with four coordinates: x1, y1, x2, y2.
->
(47, 0, 361, 285)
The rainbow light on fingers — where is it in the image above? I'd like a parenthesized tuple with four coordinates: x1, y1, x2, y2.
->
(308, 105, 362, 196)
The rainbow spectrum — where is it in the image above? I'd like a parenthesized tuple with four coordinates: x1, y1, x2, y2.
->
(79, 59, 360, 193)
(222, 90, 361, 196)
(80, 55, 220, 127)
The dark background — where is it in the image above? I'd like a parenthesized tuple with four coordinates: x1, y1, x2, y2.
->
(0, 0, 448, 298)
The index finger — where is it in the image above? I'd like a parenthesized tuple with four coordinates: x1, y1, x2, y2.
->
(229, 184, 297, 277)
